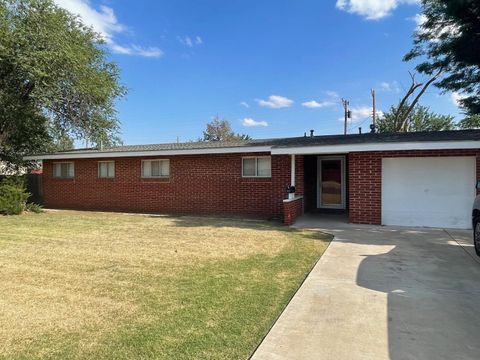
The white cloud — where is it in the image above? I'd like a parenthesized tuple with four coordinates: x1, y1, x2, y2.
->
(349, 106, 372, 122)
(338, 106, 383, 123)
(240, 101, 250, 108)
(178, 35, 203, 48)
(325, 90, 339, 98)
(256, 95, 294, 109)
(336, 0, 419, 20)
(409, 13, 460, 41)
(379, 81, 400, 93)
(54, 0, 123, 40)
(53, 0, 163, 57)
(450, 92, 466, 107)
(131, 46, 163, 58)
(302, 90, 339, 109)
(411, 13, 427, 31)
(242, 118, 268, 127)
(110, 44, 163, 58)
(302, 100, 336, 108)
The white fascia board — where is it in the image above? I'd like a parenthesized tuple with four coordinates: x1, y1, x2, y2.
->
(271, 141, 480, 155)
(24, 146, 273, 160)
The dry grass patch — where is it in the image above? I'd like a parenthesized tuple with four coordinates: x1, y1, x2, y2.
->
(0, 210, 331, 359)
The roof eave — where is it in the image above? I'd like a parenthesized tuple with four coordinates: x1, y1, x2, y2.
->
(23, 145, 273, 160)
(23, 139, 480, 160)
(270, 140, 480, 155)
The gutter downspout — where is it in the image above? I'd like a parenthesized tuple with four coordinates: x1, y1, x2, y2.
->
(289, 154, 296, 199)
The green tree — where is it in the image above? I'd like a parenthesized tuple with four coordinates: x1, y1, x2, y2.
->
(376, 103, 456, 133)
(0, 0, 126, 166)
(45, 124, 75, 152)
(404, 0, 480, 115)
(202, 117, 251, 141)
(457, 114, 480, 129)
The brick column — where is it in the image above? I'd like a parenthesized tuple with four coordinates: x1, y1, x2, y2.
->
(348, 152, 381, 225)
(283, 196, 304, 226)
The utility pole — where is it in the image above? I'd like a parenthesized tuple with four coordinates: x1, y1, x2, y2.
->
(371, 89, 376, 128)
(342, 99, 349, 135)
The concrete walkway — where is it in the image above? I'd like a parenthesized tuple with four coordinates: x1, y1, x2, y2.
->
(251, 214, 480, 360)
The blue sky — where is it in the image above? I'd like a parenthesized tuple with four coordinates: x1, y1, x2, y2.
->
(55, 0, 463, 144)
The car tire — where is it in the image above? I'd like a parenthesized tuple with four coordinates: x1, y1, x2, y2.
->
(474, 218, 480, 257)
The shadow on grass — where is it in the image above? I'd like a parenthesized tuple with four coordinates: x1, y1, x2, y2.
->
(148, 214, 281, 230)
(147, 214, 331, 239)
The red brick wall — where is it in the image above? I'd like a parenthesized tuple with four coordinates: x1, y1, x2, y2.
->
(283, 197, 304, 226)
(348, 149, 480, 225)
(43, 153, 304, 220)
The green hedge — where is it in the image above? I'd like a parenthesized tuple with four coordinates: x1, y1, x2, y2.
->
(0, 176, 30, 215)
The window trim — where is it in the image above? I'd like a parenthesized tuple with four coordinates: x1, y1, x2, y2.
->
(242, 156, 272, 178)
(141, 159, 170, 178)
(53, 161, 75, 179)
(98, 161, 115, 179)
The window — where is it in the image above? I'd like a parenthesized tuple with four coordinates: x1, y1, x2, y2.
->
(53, 162, 74, 179)
(98, 161, 115, 178)
(142, 159, 170, 178)
(242, 156, 271, 177)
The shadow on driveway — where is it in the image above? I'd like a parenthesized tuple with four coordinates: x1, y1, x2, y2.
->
(354, 227, 480, 360)
(252, 214, 480, 360)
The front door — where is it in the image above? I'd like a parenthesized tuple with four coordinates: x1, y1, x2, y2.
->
(317, 156, 345, 209)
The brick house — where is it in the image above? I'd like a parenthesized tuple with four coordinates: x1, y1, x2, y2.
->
(25, 130, 480, 229)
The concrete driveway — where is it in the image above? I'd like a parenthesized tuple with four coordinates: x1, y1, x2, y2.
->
(251, 215, 480, 360)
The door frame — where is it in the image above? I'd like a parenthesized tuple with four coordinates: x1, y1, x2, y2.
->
(317, 155, 346, 209)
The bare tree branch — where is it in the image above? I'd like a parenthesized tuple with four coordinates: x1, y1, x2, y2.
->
(394, 71, 423, 131)
(397, 68, 443, 131)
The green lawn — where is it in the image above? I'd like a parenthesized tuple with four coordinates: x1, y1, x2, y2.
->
(0, 210, 331, 360)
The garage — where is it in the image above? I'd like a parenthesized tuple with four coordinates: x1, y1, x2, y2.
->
(381, 157, 476, 229)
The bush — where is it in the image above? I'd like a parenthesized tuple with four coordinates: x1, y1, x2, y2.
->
(26, 202, 44, 213)
(0, 176, 30, 215)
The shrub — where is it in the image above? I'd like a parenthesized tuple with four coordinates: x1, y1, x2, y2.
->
(26, 203, 44, 213)
(0, 176, 30, 215)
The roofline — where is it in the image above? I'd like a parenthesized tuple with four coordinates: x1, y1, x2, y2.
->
(23, 146, 273, 160)
(270, 140, 480, 155)
(23, 138, 480, 161)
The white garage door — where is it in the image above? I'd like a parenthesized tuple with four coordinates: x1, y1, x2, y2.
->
(381, 157, 476, 229)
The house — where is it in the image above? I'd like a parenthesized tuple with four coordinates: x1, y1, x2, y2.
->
(24, 130, 480, 229)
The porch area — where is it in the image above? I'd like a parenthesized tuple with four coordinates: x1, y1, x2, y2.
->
(282, 154, 349, 226)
